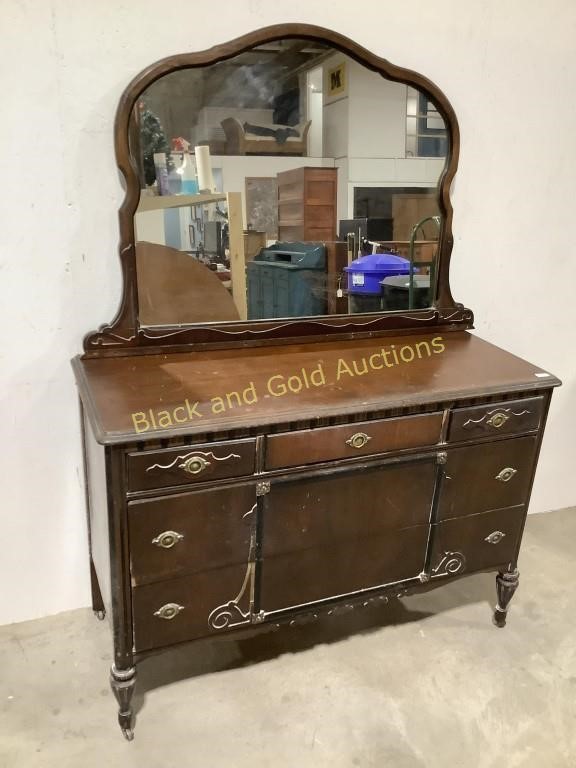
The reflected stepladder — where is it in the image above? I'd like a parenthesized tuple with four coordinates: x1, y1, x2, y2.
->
(130, 39, 448, 327)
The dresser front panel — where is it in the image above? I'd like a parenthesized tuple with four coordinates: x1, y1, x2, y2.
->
(259, 457, 437, 613)
(449, 396, 544, 442)
(128, 483, 255, 586)
(265, 412, 443, 469)
(127, 438, 256, 492)
(438, 436, 538, 521)
(262, 459, 437, 556)
(430, 505, 526, 578)
(132, 563, 250, 652)
(260, 525, 429, 613)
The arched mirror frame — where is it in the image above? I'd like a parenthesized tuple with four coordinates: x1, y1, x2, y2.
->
(84, 24, 473, 355)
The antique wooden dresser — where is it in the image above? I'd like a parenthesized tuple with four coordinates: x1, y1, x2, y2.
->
(73, 25, 560, 739)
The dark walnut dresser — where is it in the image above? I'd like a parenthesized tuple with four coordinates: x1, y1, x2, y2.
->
(72, 25, 561, 739)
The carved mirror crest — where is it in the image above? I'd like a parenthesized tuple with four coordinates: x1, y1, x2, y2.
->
(84, 25, 471, 354)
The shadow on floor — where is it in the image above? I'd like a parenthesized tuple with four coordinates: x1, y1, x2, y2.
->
(133, 570, 496, 716)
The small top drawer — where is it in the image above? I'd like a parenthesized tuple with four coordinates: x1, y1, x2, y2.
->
(449, 397, 544, 442)
(127, 438, 256, 492)
(265, 412, 443, 470)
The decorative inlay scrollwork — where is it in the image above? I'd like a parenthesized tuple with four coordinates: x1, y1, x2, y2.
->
(242, 503, 257, 520)
(432, 551, 466, 577)
(462, 407, 530, 431)
(208, 563, 253, 630)
(145, 450, 240, 473)
(90, 331, 137, 346)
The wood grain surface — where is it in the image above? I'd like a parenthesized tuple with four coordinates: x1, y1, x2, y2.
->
(73, 331, 560, 443)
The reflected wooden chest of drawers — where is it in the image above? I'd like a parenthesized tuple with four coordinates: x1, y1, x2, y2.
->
(74, 331, 560, 738)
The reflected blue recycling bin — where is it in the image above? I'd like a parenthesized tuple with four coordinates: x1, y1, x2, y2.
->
(344, 253, 410, 312)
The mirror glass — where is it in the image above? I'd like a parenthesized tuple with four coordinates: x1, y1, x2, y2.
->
(130, 39, 447, 327)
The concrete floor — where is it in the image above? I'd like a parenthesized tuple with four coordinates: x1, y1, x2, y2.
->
(1, 508, 575, 768)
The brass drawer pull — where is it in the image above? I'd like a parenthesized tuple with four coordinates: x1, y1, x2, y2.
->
(485, 530, 506, 545)
(346, 432, 372, 449)
(486, 412, 510, 429)
(495, 467, 517, 483)
(179, 455, 210, 475)
(151, 531, 184, 549)
(154, 603, 184, 620)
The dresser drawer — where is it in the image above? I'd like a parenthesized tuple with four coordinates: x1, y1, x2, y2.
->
(128, 483, 255, 586)
(127, 438, 256, 492)
(430, 505, 525, 578)
(438, 436, 538, 521)
(265, 412, 443, 470)
(449, 396, 544, 442)
(132, 563, 250, 652)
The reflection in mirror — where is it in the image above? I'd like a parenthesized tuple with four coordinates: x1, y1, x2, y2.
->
(131, 40, 447, 327)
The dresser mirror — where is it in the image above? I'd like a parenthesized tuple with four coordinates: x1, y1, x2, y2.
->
(86, 26, 462, 353)
(131, 39, 447, 328)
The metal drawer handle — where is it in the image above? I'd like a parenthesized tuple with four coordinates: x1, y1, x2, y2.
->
(485, 530, 506, 545)
(179, 455, 210, 475)
(151, 531, 184, 549)
(495, 467, 517, 483)
(486, 412, 510, 429)
(154, 603, 184, 620)
(346, 432, 372, 449)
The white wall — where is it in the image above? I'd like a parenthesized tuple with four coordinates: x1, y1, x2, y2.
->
(347, 62, 406, 159)
(322, 54, 445, 216)
(1, 0, 575, 626)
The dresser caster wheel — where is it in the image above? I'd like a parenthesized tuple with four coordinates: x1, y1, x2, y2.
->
(492, 607, 507, 628)
(121, 728, 134, 742)
(94, 609, 106, 621)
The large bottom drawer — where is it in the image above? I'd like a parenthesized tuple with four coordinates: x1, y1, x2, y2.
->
(430, 505, 526, 579)
(132, 563, 250, 652)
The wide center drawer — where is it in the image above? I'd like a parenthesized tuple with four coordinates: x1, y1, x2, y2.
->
(127, 438, 256, 492)
(265, 411, 443, 469)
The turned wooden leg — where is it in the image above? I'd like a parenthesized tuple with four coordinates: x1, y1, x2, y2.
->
(110, 665, 136, 740)
(90, 560, 106, 621)
(493, 568, 519, 628)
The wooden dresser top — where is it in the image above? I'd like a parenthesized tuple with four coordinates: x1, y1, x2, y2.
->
(73, 331, 560, 444)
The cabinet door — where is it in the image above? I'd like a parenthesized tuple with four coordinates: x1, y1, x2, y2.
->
(259, 457, 437, 614)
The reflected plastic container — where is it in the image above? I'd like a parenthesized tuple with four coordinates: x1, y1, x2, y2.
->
(344, 252, 410, 295)
(181, 179, 199, 194)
